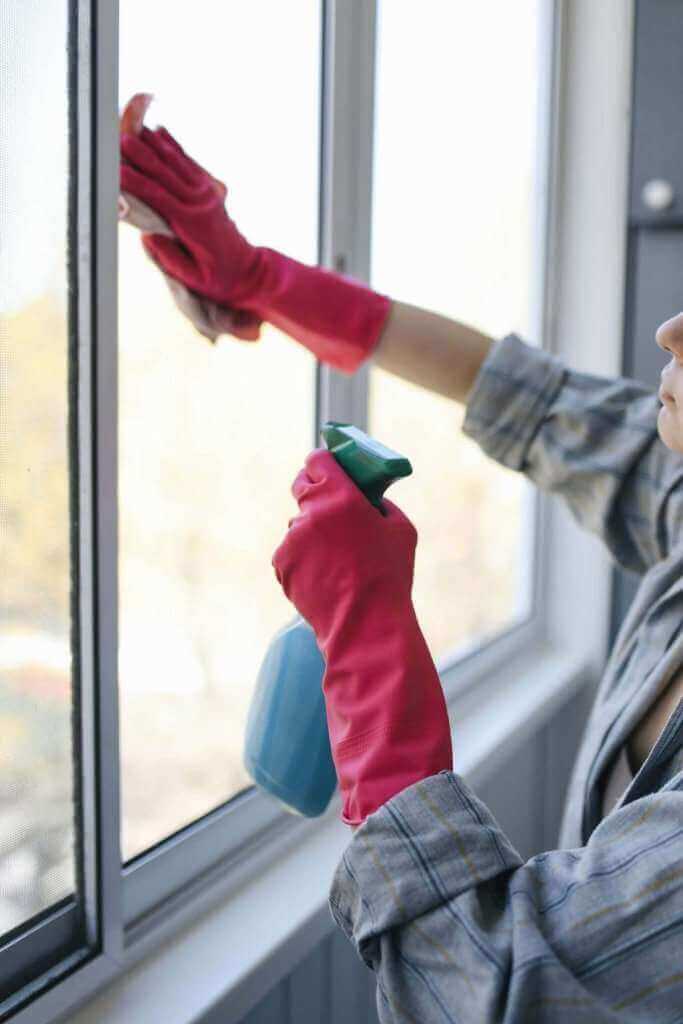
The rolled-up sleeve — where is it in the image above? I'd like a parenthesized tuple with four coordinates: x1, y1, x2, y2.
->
(330, 771, 683, 1023)
(462, 334, 683, 573)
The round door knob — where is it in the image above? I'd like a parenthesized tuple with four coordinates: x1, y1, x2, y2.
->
(641, 178, 675, 212)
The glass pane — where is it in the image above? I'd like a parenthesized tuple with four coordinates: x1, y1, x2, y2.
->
(118, 1, 321, 860)
(0, 1, 76, 933)
(370, 0, 541, 662)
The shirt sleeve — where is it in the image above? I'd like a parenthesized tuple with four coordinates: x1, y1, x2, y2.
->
(329, 771, 683, 1023)
(462, 333, 683, 573)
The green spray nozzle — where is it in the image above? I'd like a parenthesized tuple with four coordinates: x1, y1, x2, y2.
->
(321, 422, 412, 508)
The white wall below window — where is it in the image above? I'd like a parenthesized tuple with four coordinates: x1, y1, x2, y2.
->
(66, 646, 590, 1024)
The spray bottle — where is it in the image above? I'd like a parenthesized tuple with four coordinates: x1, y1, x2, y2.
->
(243, 422, 412, 817)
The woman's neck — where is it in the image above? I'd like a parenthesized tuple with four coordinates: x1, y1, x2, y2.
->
(627, 667, 683, 773)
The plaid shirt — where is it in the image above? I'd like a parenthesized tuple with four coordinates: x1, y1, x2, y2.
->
(329, 334, 683, 1022)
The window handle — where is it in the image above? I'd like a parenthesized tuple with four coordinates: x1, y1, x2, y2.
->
(641, 178, 675, 212)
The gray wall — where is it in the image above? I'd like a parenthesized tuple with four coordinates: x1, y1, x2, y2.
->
(224, 685, 592, 1024)
(612, 0, 683, 636)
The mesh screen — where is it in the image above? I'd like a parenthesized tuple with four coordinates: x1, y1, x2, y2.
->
(0, 0, 76, 935)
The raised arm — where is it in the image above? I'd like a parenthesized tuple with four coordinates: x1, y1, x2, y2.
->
(373, 300, 493, 404)
(119, 116, 493, 397)
(462, 333, 683, 572)
(119, 117, 683, 568)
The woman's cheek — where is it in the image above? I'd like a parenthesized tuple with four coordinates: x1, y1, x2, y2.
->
(657, 403, 683, 453)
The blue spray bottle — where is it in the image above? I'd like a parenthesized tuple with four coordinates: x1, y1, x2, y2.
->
(243, 422, 412, 817)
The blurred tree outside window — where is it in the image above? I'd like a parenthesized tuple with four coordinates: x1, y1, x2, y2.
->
(1, 0, 76, 936)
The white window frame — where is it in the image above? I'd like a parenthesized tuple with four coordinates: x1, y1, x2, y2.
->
(3, 0, 635, 1021)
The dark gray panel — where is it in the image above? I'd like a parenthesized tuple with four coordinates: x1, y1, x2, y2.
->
(330, 928, 372, 1024)
(630, 1, 683, 222)
(241, 981, 288, 1024)
(613, 2, 683, 639)
(477, 738, 542, 861)
(288, 941, 328, 1021)
(541, 687, 592, 850)
(628, 229, 683, 387)
(614, 229, 683, 637)
(365, 967, 380, 1024)
(611, 568, 640, 649)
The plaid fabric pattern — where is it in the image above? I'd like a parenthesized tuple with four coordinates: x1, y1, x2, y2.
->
(330, 334, 683, 1022)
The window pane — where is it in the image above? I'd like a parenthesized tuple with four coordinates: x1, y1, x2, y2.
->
(118, 1, 321, 860)
(0, 1, 76, 933)
(370, 0, 542, 661)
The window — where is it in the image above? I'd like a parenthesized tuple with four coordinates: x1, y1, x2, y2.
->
(117, 0, 322, 862)
(0, 0, 85, 999)
(1, 0, 76, 929)
(2, 0, 567, 1017)
(369, 0, 543, 664)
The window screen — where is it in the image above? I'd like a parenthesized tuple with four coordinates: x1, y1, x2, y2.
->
(0, 0, 77, 935)
(118, 0, 322, 861)
(370, 0, 541, 661)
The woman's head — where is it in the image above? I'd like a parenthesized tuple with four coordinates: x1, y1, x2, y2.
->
(656, 312, 683, 453)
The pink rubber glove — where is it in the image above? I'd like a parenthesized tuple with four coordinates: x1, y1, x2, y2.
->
(272, 450, 453, 826)
(120, 127, 391, 373)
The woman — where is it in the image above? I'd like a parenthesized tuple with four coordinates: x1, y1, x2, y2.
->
(120, 121, 683, 1022)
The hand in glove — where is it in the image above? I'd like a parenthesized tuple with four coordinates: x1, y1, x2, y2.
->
(119, 94, 262, 343)
(272, 449, 452, 826)
(119, 111, 391, 372)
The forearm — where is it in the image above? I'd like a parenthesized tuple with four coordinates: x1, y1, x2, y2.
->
(321, 597, 452, 828)
(119, 125, 493, 392)
(373, 300, 493, 405)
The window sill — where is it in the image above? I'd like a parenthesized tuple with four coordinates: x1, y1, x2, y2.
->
(67, 640, 589, 1024)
